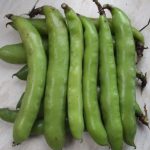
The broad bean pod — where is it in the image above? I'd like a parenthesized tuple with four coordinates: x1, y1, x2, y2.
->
(62, 3, 84, 139)
(6, 15, 47, 144)
(34, 6, 69, 150)
(95, 6, 123, 149)
(105, 4, 137, 146)
(80, 16, 108, 145)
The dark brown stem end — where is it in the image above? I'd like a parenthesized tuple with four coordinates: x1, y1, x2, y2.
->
(139, 105, 149, 128)
(140, 18, 150, 32)
(136, 72, 147, 92)
(136, 41, 148, 63)
(93, 0, 105, 16)
(12, 141, 20, 147)
(103, 4, 113, 11)
(61, 3, 70, 13)
(5, 22, 12, 28)
(136, 42, 144, 58)
(28, 7, 43, 18)
(5, 14, 13, 20)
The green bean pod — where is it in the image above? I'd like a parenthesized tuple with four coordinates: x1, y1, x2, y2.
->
(28, 19, 48, 35)
(39, 6, 69, 150)
(27, 18, 144, 44)
(0, 108, 18, 123)
(30, 18, 144, 44)
(16, 92, 44, 119)
(131, 27, 144, 44)
(6, 15, 47, 144)
(31, 120, 43, 136)
(2, 18, 143, 65)
(107, 19, 144, 44)
(0, 43, 26, 64)
(98, 14, 123, 150)
(0, 108, 43, 136)
(62, 3, 84, 139)
(106, 5, 137, 146)
(8, 19, 47, 36)
(0, 37, 48, 64)
(0, 100, 146, 135)
(80, 16, 108, 145)
(16, 92, 25, 109)
(9, 16, 144, 44)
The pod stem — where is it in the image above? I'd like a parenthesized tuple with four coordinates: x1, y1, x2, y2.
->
(136, 41, 148, 61)
(5, 14, 13, 20)
(27, 0, 40, 18)
(12, 141, 20, 146)
(139, 105, 149, 128)
(140, 18, 150, 32)
(28, 6, 43, 18)
(61, 3, 70, 13)
(103, 4, 113, 12)
(12, 73, 16, 79)
(5, 22, 12, 28)
(93, 0, 105, 16)
(5, 15, 15, 28)
(136, 72, 147, 92)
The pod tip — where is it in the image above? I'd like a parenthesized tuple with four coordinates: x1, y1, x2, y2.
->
(93, 0, 105, 15)
(5, 14, 13, 19)
(61, 3, 69, 10)
(12, 74, 16, 79)
(6, 22, 12, 28)
(93, 0, 98, 3)
(133, 143, 136, 149)
(103, 4, 113, 11)
(12, 141, 20, 146)
(28, 6, 43, 18)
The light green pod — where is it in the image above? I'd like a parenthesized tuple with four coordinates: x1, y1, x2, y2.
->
(80, 16, 108, 146)
(7, 15, 47, 144)
(98, 15, 123, 150)
(43, 6, 69, 150)
(62, 3, 84, 139)
(107, 5, 137, 146)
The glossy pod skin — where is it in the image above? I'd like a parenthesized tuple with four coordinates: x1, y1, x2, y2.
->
(106, 5, 137, 146)
(0, 108, 43, 136)
(80, 16, 108, 145)
(16, 92, 25, 109)
(0, 43, 26, 64)
(0, 108, 18, 123)
(31, 120, 43, 136)
(1, 102, 145, 123)
(132, 27, 144, 44)
(12, 38, 48, 81)
(8, 19, 47, 36)
(0, 100, 147, 137)
(28, 19, 48, 35)
(6, 15, 47, 144)
(61, 3, 84, 139)
(28, 18, 144, 44)
(16, 92, 44, 119)
(40, 6, 69, 150)
(16, 88, 145, 128)
(98, 14, 123, 150)
(0, 37, 48, 64)
(107, 19, 144, 44)
(10, 17, 144, 44)
(1, 18, 143, 65)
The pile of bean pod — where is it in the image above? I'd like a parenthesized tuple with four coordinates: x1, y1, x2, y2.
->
(0, 1, 149, 150)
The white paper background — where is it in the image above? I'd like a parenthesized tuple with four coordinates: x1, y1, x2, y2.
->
(0, 0, 150, 150)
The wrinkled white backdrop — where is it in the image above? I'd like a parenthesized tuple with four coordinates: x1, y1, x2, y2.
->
(0, 0, 150, 150)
